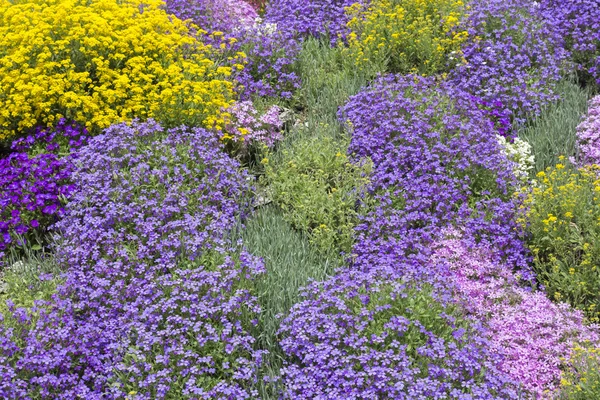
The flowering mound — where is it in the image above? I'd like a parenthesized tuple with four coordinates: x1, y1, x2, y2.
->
(264, 0, 362, 44)
(449, 0, 566, 124)
(541, 0, 600, 86)
(576, 95, 600, 166)
(0, 120, 88, 259)
(0, 0, 234, 140)
(345, 0, 468, 75)
(279, 266, 518, 399)
(432, 230, 599, 398)
(341, 74, 529, 281)
(0, 121, 264, 399)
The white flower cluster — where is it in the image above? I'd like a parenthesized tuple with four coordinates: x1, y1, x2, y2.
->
(496, 135, 535, 185)
(253, 17, 278, 35)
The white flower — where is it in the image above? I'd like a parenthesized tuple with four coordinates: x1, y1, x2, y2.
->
(496, 135, 535, 187)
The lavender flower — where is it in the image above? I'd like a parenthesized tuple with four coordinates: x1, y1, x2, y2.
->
(449, 0, 567, 125)
(0, 121, 264, 398)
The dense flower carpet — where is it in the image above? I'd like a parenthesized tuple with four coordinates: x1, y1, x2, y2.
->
(0, 0, 600, 398)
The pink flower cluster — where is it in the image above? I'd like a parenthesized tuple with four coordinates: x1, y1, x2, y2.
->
(226, 101, 285, 147)
(432, 229, 600, 398)
(576, 95, 600, 166)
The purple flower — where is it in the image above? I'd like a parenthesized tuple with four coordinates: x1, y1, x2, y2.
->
(0, 120, 264, 399)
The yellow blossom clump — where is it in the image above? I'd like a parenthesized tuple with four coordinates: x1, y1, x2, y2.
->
(559, 344, 600, 399)
(524, 161, 600, 322)
(0, 0, 235, 141)
(345, 0, 468, 75)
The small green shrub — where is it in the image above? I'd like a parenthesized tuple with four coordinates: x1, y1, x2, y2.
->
(0, 249, 62, 342)
(261, 126, 372, 255)
(559, 344, 600, 399)
(518, 79, 592, 172)
(345, 0, 468, 75)
(241, 205, 339, 399)
(294, 37, 379, 117)
(524, 161, 600, 322)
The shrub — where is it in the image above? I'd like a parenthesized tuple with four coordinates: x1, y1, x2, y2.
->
(524, 161, 600, 322)
(0, 0, 234, 141)
(449, 0, 567, 124)
(0, 120, 88, 260)
(496, 135, 535, 185)
(223, 100, 285, 148)
(518, 79, 592, 172)
(576, 95, 600, 166)
(0, 121, 264, 398)
(279, 266, 519, 398)
(345, 0, 468, 75)
(262, 129, 372, 255)
(559, 345, 600, 399)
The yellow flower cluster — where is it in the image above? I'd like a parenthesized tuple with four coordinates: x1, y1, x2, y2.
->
(524, 159, 600, 322)
(0, 0, 235, 141)
(345, 0, 468, 75)
(559, 344, 600, 398)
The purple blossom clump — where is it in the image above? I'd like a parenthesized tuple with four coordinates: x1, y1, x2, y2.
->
(432, 229, 600, 398)
(0, 120, 88, 259)
(0, 120, 264, 399)
(449, 0, 567, 125)
(340, 74, 531, 283)
(576, 95, 600, 166)
(264, 0, 364, 45)
(233, 27, 302, 99)
(540, 0, 600, 86)
(279, 265, 519, 399)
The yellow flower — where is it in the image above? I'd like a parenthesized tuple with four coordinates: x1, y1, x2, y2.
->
(0, 0, 235, 141)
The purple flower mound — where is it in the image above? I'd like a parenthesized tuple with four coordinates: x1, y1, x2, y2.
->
(279, 266, 519, 399)
(264, 0, 364, 45)
(0, 121, 264, 399)
(234, 28, 302, 99)
(540, 0, 600, 86)
(432, 229, 600, 398)
(576, 95, 600, 166)
(341, 74, 532, 284)
(449, 0, 567, 125)
(0, 120, 88, 259)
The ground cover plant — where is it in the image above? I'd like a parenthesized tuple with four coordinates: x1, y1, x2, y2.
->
(2, 0, 600, 398)
(0, 0, 234, 140)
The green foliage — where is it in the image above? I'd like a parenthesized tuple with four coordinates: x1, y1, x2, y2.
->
(293, 37, 380, 118)
(524, 162, 600, 322)
(559, 344, 600, 399)
(260, 38, 375, 256)
(518, 79, 593, 172)
(262, 126, 372, 255)
(0, 247, 62, 342)
(241, 205, 339, 398)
